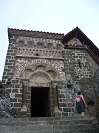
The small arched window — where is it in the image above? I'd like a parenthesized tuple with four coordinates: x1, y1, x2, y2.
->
(17, 40, 24, 47)
(47, 43, 53, 49)
(37, 42, 44, 49)
(27, 41, 34, 48)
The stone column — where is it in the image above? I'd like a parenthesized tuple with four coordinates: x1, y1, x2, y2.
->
(52, 82, 61, 116)
(21, 80, 28, 112)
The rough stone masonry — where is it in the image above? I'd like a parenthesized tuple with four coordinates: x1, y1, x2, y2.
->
(1, 27, 99, 120)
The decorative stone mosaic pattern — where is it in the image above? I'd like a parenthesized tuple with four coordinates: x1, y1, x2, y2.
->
(16, 37, 63, 58)
(14, 59, 65, 80)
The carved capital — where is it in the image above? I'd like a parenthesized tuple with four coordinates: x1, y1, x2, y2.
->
(23, 80, 29, 86)
(53, 85, 57, 89)
(51, 81, 57, 89)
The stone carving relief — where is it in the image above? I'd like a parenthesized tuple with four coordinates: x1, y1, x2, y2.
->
(67, 37, 82, 47)
(14, 59, 65, 81)
(47, 70, 56, 79)
(16, 36, 64, 58)
(29, 71, 51, 83)
(47, 43, 53, 49)
(27, 41, 34, 48)
(21, 69, 32, 78)
(37, 42, 44, 49)
(35, 65, 45, 71)
(30, 82, 50, 87)
(17, 40, 25, 47)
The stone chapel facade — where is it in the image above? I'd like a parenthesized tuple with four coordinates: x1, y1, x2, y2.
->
(1, 27, 99, 118)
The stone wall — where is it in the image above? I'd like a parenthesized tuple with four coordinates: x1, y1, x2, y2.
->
(2, 35, 17, 84)
(59, 44, 99, 117)
(93, 68, 99, 122)
(2, 34, 65, 116)
(57, 81, 75, 116)
(2, 30, 99, 118)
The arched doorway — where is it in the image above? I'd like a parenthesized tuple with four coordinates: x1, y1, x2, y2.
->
(29, 71, 52, 117)
(20, 63, 63, 117)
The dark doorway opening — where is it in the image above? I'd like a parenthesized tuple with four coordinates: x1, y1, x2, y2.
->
(31, 87, 50, 117)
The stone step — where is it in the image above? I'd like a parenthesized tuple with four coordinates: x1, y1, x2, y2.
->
(0, 119, 96, 126)
(0, 116, 96, 123)
(0, 127, 98, 133)
(0, 124, 97, 130)
(0, 124, 97, 131)
(0, 117, 97, 127)
(0, 116, 95, 121)
(0, 116, 98, 133)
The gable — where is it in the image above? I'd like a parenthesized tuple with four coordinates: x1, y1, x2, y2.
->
(62, 27, 99, 64)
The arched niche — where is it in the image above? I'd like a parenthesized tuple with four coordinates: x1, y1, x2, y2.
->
(29, 70, 51, 84)
(19, 63, 62, 81)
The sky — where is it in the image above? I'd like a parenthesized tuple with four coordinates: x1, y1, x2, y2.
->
(0, 0, 99, 80)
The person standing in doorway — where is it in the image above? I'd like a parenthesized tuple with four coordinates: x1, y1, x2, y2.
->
(75, 91, 86, 116)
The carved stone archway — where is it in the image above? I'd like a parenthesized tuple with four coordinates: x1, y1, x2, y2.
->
(29, 70, 52, 84)
(20, 64, 62, 117)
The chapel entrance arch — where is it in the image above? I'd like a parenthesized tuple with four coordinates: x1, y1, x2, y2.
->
(20, 63, 62, 117)
(28, 71, 52, 117)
